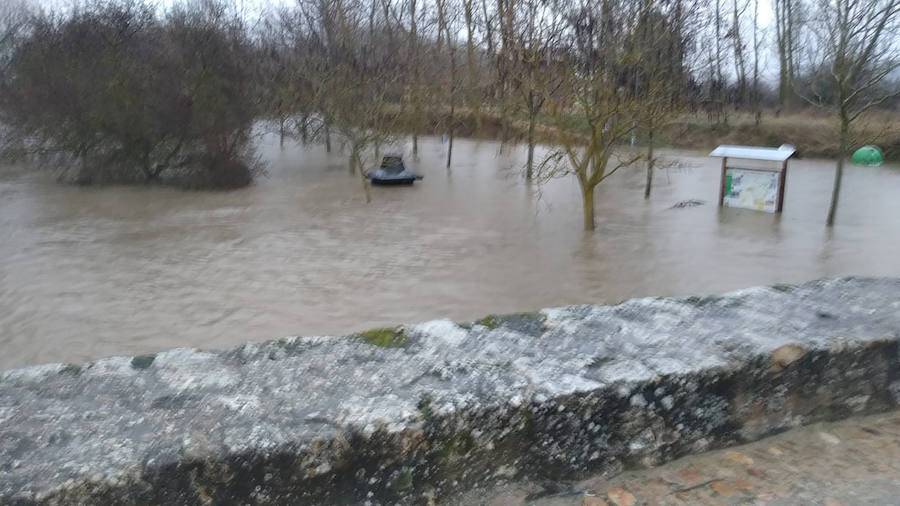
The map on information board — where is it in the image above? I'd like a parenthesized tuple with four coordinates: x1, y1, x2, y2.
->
(723, 168, 779, 213)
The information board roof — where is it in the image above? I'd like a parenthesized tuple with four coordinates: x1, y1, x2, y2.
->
(709, 144, 796, 162)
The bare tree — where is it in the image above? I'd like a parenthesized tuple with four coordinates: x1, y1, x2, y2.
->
(0, 0, 28, 156)
(509, 0, 565, 180)
(259, 10, 302, 148)
(803, 0, 899, 226)
(729, 0, 749, 107)
(628, 0, 694, 199)
(700, 0, 729, 124)
(1, 0, 261, 188)
(713, 0, 727, 123)
(296, 0, 404, 199)
(435, 0, 461, 168)
(750, 0, 763, 125)
(495, 0, 517, 149)
(461, 0, 483, 135)
(402, 0, 427, 155)
(537, 0, 641, 231)
(774, 0, 801, 113)
(0, 0, 26, 58)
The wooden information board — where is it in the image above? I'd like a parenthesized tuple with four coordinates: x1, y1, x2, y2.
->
(710, 145, 795, 214)
(723, 167, 780, 213)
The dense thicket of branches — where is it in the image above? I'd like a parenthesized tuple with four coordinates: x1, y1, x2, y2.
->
(0, 1, 260, 188)
(0, 0, 896, 222)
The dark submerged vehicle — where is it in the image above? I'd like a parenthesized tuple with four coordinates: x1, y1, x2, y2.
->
(366, 155, 423, 185)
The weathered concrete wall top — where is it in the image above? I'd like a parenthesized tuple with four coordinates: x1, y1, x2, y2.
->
(1, 278, 899, 504)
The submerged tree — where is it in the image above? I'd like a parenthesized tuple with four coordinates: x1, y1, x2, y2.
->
(0, 0, 261, 188)
(436, 0, 461, 169)
(625, 0, 693, 199)
(296, 0, 405, 200)
(509, 0, 565, 180)
(802, 0, 899, 226)
(537, 0, 642, 231)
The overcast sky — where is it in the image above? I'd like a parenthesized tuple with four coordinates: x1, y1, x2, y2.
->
(24, 0, 780, 81)
(28, 0, 776, 27)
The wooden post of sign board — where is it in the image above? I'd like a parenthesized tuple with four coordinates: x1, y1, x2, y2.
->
(776, 159, 788, 212)
(718, 157, 728, 207)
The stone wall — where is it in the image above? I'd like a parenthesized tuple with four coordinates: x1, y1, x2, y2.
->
(1, 277, 898, 505)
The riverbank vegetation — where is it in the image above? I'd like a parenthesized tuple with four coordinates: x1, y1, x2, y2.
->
(0, 0, 897, 228)
(0, 1, 260, 188)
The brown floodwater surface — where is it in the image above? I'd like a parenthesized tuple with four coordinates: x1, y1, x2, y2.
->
(1, 134, 899, 369)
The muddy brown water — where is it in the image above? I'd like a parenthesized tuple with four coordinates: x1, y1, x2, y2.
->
(1, 134, 899, 369)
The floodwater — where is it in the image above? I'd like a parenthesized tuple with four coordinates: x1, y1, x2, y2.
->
(1, 134, 899, 369)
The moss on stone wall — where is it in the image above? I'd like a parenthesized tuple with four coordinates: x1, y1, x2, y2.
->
(355, 327, 408, 348)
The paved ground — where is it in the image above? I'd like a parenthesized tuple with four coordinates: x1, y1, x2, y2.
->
(455, 410, 900, 506)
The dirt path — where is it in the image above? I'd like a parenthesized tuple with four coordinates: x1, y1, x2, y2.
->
(455, 410, 900, 506)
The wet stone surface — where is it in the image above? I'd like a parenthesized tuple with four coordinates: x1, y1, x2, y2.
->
(0, 277, 899, 504)
(463, 410, 900, 505)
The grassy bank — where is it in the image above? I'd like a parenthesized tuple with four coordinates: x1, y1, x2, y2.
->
(663, 112, 900, 160)
(415, 108, 899, 161)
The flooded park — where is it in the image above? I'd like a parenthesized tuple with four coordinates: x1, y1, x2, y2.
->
(1, 133, 898, 369)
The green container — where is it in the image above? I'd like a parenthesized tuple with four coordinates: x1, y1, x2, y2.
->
(851, 145, 883, 166)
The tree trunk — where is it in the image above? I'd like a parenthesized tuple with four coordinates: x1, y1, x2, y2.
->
(774, 0, 794, 113)
(463, 0, 481, 136)
(409, 0, 420, 156)
(777, 48, 789, 112)
(714, 0, 724, 123)
(581, 183, 596, 231)
(826, 114, 849, 226)
(300, 114, 309, 144)
(752, 0, 761, 125)
(358, 160, 372, 203)
(731, 0, 747, 106)
(349, 142, 360, 175)
(347, 142, 372, 203)
(447, 133, 454, 170)
(644, 127, 655, 199)
(785, 0, 795, 95)
(447, 101, 455, 169)
(526, 103, 536, 180)
(325, 124, 332, 153)
(279, 116, 286, 149)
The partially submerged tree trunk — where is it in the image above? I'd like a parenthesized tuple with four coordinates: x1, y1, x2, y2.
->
(300, 114, 309, 144)
(447, 87, 456, 170)
(344, 140, 371, 203)
(644, 126, 655, 199)
(447, 118, 455, 169)
(408, 0, 421, 156)
(580, 178, 595, 231)
(826, 109, 849, 227)
(325, 124, 332, 153)
(811, 0, 899, 226)
(349, 142, 360, 175)
(526, 98, 537, 180)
